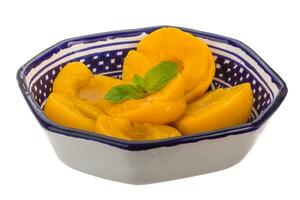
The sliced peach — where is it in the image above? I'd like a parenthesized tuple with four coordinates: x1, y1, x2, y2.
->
(44, 93, 104, 132)
(95, 115, 181, 140)
(53, 61, 124, 104)
(122, 50, 155, 82)
(174, 83, 253, 135)
(53, 62, 93, 96)
(79, 75, 123, 104)
(74, 98, 106, 119)
(95, 115, 131, 140)
(130, 123, 181, 140)
(102, 75, 186, 124)
(122, 27, 215, 102)
(184, 53, 216, 102)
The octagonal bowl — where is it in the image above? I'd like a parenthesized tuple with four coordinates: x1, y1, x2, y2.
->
(17, 26, 287, 184)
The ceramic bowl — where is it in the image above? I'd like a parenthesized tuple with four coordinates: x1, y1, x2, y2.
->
(17, 26, 287, 184)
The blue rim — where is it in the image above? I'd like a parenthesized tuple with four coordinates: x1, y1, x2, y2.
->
(16, 25, 288, 151)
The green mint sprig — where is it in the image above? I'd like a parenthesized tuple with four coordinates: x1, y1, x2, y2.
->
(104, 61, 178, 103)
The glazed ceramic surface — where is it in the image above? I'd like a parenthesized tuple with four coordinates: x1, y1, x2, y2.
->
(17, 26, 287, 184)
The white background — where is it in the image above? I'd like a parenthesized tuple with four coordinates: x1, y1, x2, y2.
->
(0, 0, 299, 199)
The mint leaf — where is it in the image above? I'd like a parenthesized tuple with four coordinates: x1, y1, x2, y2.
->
(132, 74, 146, 92)
(104, 84, 145, 103)
(144, 61, 178, 93)
(104, 61, 179, 103)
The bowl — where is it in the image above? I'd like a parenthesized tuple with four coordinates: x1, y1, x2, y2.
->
(17, 26, 287, 184)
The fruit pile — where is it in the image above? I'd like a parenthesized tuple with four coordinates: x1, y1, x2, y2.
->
(44, 27, 253, 140)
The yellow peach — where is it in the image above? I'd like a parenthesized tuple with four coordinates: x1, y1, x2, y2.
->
(95, 115, 132, 140)
(79, 75, 123, 104)
(95, 115, 181, 140)
(122, 27, 215, 102)
(122, 50, 155, 82)
(174, 83, 253, 135)
(130, 123, 181, 140)
(44, 93, 104, 132)
(53, 62, 93, 97)
(102, 75, 186, 124)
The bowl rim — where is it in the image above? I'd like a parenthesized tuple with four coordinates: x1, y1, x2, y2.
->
(16, 25, 288, 151)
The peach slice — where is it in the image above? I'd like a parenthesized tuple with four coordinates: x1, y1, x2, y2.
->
(95, 115, 132, 140)
(79, 75, 123, 104)
(44, 93, 104, 132)
(53, 62, 93, 97)
(174, 83, 253, 135)
(101, 75, 186, 124)
(53, 61, 122, 104)
(95, 115, 181, 140)
(130, 123, 181, 140)
(122, 50, 155, 82)
(122, 27, 215, 102)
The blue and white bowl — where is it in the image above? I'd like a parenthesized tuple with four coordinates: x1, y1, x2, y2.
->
(17, 26, 287, 184)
